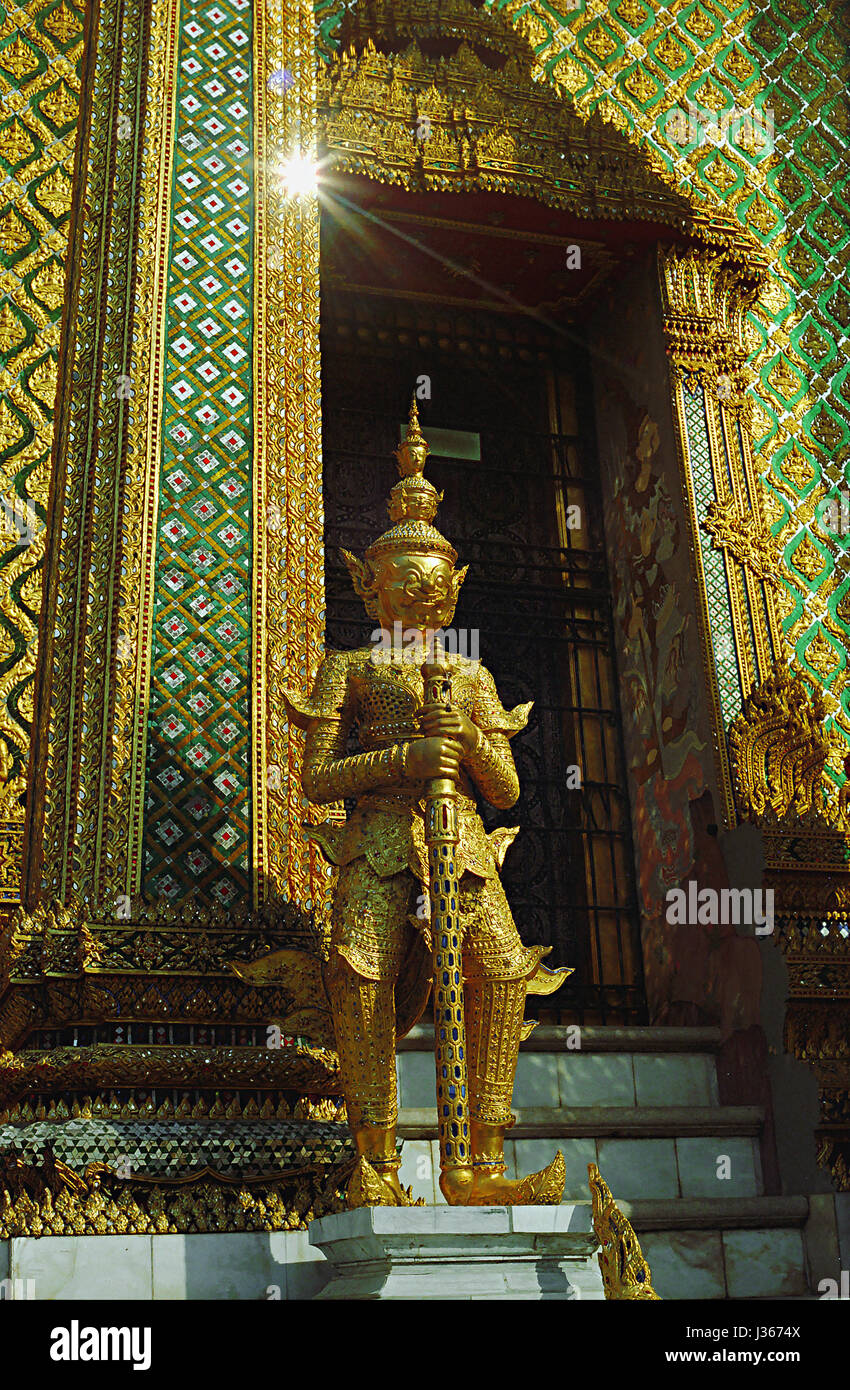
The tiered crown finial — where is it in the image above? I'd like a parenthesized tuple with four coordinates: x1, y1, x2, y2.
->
(364, 394, 457, 563)
(394, 395, 429, 477)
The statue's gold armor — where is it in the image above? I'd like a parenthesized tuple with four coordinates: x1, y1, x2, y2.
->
(288, 645, 547, 1135)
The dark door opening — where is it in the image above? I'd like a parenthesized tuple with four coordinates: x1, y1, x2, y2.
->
(318, 281, 645, 1024)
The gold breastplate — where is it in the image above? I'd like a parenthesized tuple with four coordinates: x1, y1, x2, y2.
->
(354, 653, 473, 750)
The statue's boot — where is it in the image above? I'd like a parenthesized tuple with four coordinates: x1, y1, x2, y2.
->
(437, 1125, 565, 1204)
(348, 1124, 410, 1206)
(467, 1119, 565, 1205)
(438, 1164, 475, 1204)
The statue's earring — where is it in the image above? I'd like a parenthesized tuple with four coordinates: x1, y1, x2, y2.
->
(341, 548, 380, 619)
(449, 564, 469, 609)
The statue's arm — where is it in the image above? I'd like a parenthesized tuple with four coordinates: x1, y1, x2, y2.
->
(286, 654, 412, 805)
(304, 717, 412, 804)
(463, 664, 533, 811)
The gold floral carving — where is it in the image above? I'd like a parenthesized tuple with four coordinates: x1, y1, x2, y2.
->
(702, 493, 782, 590)
(336, 0, 530, 62)
(0, 0, 84, 892)
(658, 242, 778, 823)
(616, 0, 647, 27)
(659, 242, 764, 389)
(729, 662, 847, 828)
(0, 1042, 340, 1109)
(0, 1091, 347, 1125)
(118, 0, 180, 901)
(0, 1167, 349, 1237)
(791, 533, 827, 584)
(803, 630, 841, 682)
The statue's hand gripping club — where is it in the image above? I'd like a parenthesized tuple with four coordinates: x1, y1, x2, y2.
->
(419, 655, 472, 1185)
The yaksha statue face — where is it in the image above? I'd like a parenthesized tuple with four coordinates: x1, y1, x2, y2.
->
(341, 397, 467, 639)
(372, 553, 455, 634)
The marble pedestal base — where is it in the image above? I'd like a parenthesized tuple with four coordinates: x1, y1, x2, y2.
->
(309, 1204, 605, 1300)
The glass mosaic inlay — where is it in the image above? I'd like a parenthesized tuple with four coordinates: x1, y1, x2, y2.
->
(143, 0, 253, 909)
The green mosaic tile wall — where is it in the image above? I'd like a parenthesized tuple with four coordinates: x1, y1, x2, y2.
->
(143, 0, 254, 909)
(315, 0, 850, 786)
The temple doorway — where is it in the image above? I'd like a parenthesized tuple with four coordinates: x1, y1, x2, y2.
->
(318, 180, 647, 1023)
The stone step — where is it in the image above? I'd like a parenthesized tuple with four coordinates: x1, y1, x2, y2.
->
(398, 1023, 722, 1052)
(397, 1032, 721, 1110)
(632, 1215, 809, 1302)
(397, 1105, 762, 1138)
(398, 1130, 764, 1203)
(619, 1196, 807, 1231)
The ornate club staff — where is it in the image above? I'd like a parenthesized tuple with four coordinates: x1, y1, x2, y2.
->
(420, 654, 470, 1185)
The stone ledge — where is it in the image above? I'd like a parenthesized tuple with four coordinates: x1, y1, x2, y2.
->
(621, 1196, 809, 1232)
(397, 1105, 764, 1138)
(398, 1024, 722, 1053)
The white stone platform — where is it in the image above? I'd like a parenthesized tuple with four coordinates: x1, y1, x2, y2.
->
(308, 1204, 605, 1300)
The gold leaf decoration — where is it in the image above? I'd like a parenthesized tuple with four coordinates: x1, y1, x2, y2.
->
(810, 406, 844, 452)
(780, 445, 817, 492)
(0, 36, 40, 81)
(0, 117, 35, 166)
(616, 0, 646, 25)
(791, 533, 827, 583)
(746, 194, 779, 235)
(30, 258, 66, 311)
(702, 154, 738, 192)
(556, 57, 588, 94)
(729, 661, 835, 824)
(596, 98, 629, 132)
(702, 492, 781, 587)
(26, 357, 58, 411)
(0, 302, 26, 355)
(0, 208, 30, 256)
(655, 34, 686, 70)
(804, 629, 841, 680)
(623, 66, 657, 103)
(584, 24, 618, 61)
(0, 400, 24, 452)
(684, 7, 715, 41)
(33, 167, 72, 219)
(724, 47, 755, 84)
(767, 357, 803, 402)
(694, 78, 726, 112)
(43, 1, 83, 44)
(40, 80, 78, 128)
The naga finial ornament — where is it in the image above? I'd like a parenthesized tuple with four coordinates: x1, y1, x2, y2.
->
(284, 394, 571, 1205)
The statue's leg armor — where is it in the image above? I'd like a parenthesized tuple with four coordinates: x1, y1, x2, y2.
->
(460, 876, 565, 1205)
(325, 861, 414, 1204)
(461, 875, 532, 1127)
(326, 962, 398, 1132)
(465, 975, 527, 1132)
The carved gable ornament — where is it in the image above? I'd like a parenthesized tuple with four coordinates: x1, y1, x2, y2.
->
(316, 0, 763, 268)
(729, 661, 848, 830)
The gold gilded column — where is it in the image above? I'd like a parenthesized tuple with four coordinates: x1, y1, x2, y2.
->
(253, 0, 330, 912)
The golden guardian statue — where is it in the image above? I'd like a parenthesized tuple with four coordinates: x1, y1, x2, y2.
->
(284, 400, 570, 1206)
